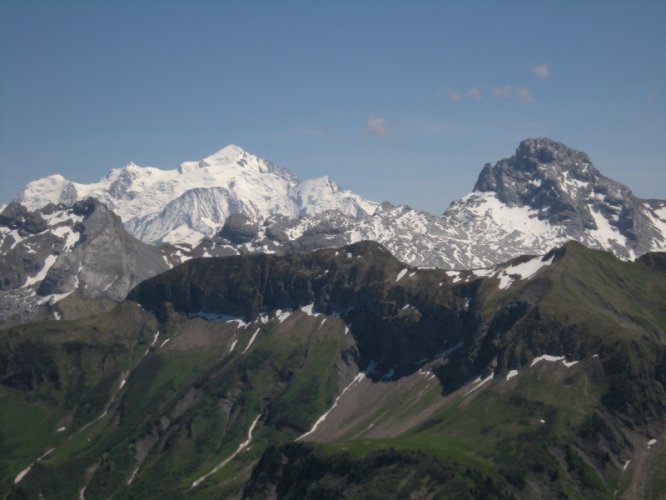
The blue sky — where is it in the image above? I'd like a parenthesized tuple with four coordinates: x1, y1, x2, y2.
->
(1, 1, 664, 214)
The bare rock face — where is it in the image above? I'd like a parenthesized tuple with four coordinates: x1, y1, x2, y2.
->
(0, 199, 170, 325)
(218, 213, 259, 244)
(472, 138, 657, 250)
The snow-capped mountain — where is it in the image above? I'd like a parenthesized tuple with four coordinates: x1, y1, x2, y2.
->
(184, 139, 666, 269)
(0, 199, 169, 325)
(15, 145, 377, 245)
(452, 138, 666, 261)
(10, 139, 666, 271)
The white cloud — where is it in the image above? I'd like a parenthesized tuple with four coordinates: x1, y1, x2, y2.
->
(447, 86, 481, 101)
(467, 86, 481, 100)
(366, 116, 390, 136)
(493, 85, 514, 100)
(447, 87, 463, 102)
(492, 85, 533, 104)
(532, 64, 550, 78)
(517, 88, 533, 103)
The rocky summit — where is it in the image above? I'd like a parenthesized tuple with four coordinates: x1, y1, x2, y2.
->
(0, 198, 169, 326)
(471, 138, 665, 257)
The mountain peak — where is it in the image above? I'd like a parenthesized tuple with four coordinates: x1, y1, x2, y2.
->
(473, 138, 605, 201)
(202, 144, 249, 164)
(515, 137, 592, 167)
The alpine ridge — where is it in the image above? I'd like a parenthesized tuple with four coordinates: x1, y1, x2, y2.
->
(9, 139, 666, 270)
(15, 145, 377, 246)
(182, 138, 666, 268)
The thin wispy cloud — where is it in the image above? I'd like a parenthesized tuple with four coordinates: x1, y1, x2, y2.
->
(531, 64, 550, 78)
(493, 85, 533, 103)
(447, 87, 463, 102)
(447, 86, 481, 102)
(366, 116, 390, 136)
(517, 88, 533, 103)
(467, 86, 481, 100)
(493, 85, 514, 100)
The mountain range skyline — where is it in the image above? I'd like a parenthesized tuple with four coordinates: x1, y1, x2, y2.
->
(3, 3, 666, 498)
(3, 137, 664, 328)
(1, 2, 665, 213)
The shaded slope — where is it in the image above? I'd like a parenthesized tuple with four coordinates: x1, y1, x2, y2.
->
(2, 242, 665, 498)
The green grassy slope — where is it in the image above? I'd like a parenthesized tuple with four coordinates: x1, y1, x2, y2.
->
(1, 303, 354, 498)
(1, 241, 664, 498)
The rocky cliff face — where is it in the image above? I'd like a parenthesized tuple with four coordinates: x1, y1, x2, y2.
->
(0, 199, 169, 325)
(129, 241, 475, 376)
(470, 138, 665, 257)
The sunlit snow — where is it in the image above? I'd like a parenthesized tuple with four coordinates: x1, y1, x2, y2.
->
(396, 268, 408, 282)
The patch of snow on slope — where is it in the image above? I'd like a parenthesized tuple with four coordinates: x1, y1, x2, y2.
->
(300, 303, 321, 317)
(190, 414, 261, 489)
(6, 229, 25, 249)
(588, 208, 627, 248)
(646, 205, 666, 251)
(457, 191, 556, 237)
(465, 373, 494, 396)
(530, 354, 579, 368)
(188, 312, 248, 328)
(530, 354, 565, 367)
(24, 254, 58, 287)
(497, 254, 555, 289)
(38, 289, 75, 305)
(506, 370, 519, 381)
(161, 224, 207, 246)
(275, 309, 292, 323)
(445, 271, 463, 283)
(396, 268, 408, 282)
(296, 372, 367, 441)
(43, 209, 84, 226)
(14, 448, 54, 485)
(228, 339, 238, 352)
(243, 328, 261, 353)
(470, 268, 494, 278)
(655, 206, 666, 220)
